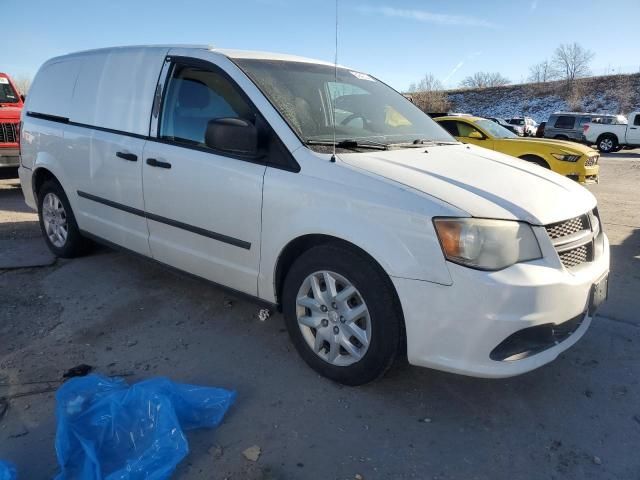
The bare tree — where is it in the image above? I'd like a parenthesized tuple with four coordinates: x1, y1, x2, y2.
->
(12, 75, 32, 96)
(406, 73, 450, 112)
(528, 60, 555, 83)
(460, 72, 510, 89)
(408, 73, 444, 93)
(551, 43, 594, 83)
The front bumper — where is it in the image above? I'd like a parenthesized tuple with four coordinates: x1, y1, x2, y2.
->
(0, 147, 19, 167)
(393, 233, 609, 378)
(568, 164, 599, 184)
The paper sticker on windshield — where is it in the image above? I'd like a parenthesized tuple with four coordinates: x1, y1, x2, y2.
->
(0, 78, 8, 84)
(350, 71, 375, 82)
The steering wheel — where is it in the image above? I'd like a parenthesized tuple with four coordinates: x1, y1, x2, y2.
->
(340, 113, 367, 126)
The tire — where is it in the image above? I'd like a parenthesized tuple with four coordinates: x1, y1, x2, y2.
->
(597, 135, 617, 153)
(37, 179, 88, 258)
(282, 243, 402, 385)
(519, 155, 550, 169)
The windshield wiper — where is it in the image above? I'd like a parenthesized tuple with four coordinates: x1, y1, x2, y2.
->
(383, 139, 460, 148)
(305, 139, 389, 151)
(391, 139, 459, 147)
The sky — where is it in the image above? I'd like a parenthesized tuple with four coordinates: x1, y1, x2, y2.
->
(4, 0, 640, 91)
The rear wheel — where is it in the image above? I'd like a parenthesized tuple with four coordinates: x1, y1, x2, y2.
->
(37, 179, 88, 258)
(597, 135, 617, 153)
(282, 244, 402, 385)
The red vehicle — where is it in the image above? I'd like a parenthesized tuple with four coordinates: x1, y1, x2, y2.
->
(0, 73, 23, 177)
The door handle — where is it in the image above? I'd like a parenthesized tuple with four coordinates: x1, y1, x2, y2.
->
(116, 151, 138, 162)
(631, 127, 637, 130)
(146, 158, 172, 169)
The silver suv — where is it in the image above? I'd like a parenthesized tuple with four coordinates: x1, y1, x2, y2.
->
(544, 112, 619, 142)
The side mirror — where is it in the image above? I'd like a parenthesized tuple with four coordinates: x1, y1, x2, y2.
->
(20, 94, 26, 102)
(205, 118, 258, 157)
(467, 130, 484, 140)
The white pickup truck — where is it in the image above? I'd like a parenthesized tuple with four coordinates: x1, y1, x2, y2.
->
(583, 111, 640, 153)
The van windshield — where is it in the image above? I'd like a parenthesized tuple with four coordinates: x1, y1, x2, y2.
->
(0, 78, 19, 104)
(234, 59, 454, 148)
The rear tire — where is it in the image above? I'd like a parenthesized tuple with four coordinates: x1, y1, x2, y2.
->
(597, 135, 617, 153)
(37, 179, 88, 258)
(282, 243, 402, 385)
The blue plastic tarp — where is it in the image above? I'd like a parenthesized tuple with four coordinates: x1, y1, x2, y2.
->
(0, 461, 17, 480)
(54, 374, 235, 480)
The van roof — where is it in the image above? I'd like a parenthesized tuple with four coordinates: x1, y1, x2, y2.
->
(48, 45, 337, 67)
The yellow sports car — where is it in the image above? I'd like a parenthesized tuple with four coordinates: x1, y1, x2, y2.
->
(435, 116, 599, 183)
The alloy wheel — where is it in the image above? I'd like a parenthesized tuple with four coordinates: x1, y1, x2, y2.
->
(600, 138, 613, 152)
(42, 192, 68, 248)
(295, 270, 371, 366)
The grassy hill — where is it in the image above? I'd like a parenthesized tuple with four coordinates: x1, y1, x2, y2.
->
(443, 73, 640, 123)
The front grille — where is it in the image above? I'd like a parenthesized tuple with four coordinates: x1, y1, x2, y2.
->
(545, 210, 600, 269)
(0, 122, 18, 144)
(584, 155, 599, 167)
(558, 244, 592, 268)
(545, 215, 589, 239)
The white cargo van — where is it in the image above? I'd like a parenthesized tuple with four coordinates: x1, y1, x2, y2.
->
(19, 46, 609, 384)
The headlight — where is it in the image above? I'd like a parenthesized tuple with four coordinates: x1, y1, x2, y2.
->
(551, 153, 581, 162)
(433, 218, 542, 270)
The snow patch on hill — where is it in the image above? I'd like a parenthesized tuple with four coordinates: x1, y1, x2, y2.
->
(444, 73, 640, 123)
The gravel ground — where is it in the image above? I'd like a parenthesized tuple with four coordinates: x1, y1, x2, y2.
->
(0, 151, 639, 480)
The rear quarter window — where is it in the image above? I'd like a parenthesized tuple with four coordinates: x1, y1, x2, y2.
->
(578, 116, 592, 127)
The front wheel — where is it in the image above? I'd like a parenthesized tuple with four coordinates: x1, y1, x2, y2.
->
(282, 244, 402, 385)
(519, 155, 550, 169)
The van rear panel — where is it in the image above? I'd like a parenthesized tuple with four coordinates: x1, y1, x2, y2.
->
(71, 48, 168, 136)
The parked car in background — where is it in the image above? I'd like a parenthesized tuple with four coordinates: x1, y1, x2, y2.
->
(0, 73, 23, 178)
(535, 121, 546, 138)
(506, 117, 537, 136)
(20, 45, 608, 385)
(542, 112, 622, 142)
(487, 117, 523, 136)
(436, 115, 600, 183)
(583, 112, 640, 153)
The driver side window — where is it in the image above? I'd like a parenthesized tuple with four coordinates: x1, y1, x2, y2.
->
(456, 121, 482, 138)
(160, 64, 253, 147)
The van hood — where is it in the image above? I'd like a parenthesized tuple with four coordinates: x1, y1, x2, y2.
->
(339, 144, 596, 225)
(0, 106, 22, 121)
